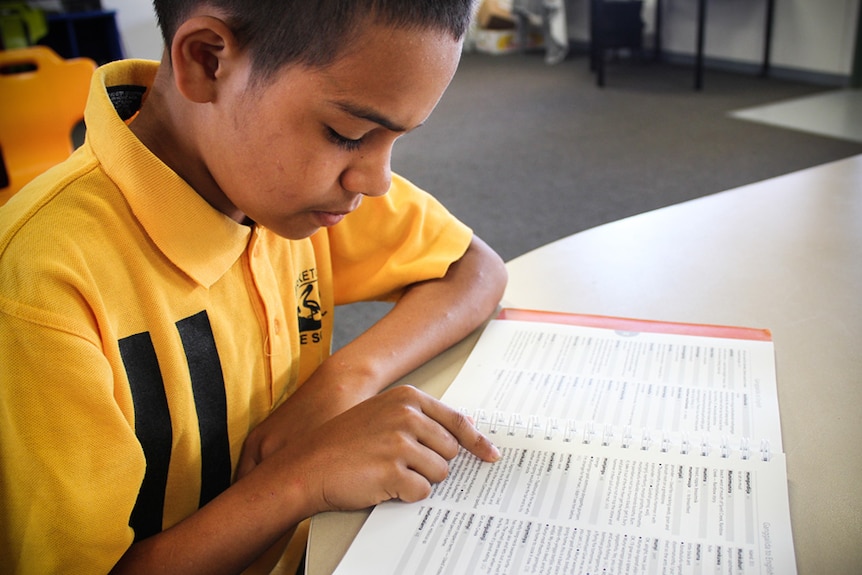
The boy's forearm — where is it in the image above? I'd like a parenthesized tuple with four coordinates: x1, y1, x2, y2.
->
(327, 235, 507, 399)
(110, 469, 306, 575)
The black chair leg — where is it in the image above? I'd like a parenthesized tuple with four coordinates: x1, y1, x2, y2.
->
(589, 0, 644, 88)
(596, 44, 605, 87)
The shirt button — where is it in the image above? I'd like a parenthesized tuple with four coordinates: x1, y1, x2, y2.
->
(273, 319, 281, 334)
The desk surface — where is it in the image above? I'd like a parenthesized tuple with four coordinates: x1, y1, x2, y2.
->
(307, 154, 862, 575)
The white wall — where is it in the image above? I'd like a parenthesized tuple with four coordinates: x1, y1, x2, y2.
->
(769, 0, 859, 75)
(663, 0, 858, 76)
(566, 0, 860, 78)
(102, 0, 162, 60)
(105, 0, 859, 77)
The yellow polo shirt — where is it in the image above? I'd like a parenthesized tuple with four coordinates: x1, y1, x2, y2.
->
(0, 59, 472, 574)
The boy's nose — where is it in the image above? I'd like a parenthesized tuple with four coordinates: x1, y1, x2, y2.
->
(341, 149, 392, 198)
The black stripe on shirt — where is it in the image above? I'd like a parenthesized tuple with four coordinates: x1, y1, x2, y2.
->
(119, 331, 172, 542)
(176, 310, 232, 508)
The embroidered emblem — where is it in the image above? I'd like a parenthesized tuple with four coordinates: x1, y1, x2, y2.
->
(296, 268, 325, 343)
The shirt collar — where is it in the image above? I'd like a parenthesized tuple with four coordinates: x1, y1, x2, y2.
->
(85, 59, 251, 288)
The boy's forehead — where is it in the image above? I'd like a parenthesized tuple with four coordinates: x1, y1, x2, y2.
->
(268, 24, 461, 126)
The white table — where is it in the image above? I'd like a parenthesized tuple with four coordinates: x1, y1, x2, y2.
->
(307, 154, 862, 575)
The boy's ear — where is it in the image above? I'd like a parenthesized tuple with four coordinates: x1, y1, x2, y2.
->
(170, 16, 243, 103)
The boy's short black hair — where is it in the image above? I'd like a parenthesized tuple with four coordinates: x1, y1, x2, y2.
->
(153, 0, 476, 81)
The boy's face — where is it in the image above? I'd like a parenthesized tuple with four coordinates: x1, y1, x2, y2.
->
(197, 23, 463, 239)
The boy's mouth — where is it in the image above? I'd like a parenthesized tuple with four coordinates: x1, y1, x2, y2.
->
(313, 211, 348, 227)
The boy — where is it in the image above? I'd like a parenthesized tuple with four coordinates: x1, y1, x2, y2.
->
(0, 1, 507, 573)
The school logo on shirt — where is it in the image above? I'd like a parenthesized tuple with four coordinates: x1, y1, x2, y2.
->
(296, 267, 325, 344)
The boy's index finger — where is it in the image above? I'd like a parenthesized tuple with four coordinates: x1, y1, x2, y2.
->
(438, 402, 501, 463)
(465, 426, 502, 463)
(399, 386, 500, 463)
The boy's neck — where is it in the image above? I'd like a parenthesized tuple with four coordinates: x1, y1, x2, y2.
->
(129, 58, 246, 223)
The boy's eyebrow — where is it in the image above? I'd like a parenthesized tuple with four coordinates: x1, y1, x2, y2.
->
(330, 99, 419, 133)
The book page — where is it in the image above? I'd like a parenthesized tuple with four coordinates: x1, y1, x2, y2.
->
(442, 319, 783, 453)
(333, 430, 796, 574)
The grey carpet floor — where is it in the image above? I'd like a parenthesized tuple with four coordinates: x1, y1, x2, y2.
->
(332, 51, 862, 350)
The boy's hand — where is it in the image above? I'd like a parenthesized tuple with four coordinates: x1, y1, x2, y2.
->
(250, 385, 500, 515)
(236, 360, 373, 480)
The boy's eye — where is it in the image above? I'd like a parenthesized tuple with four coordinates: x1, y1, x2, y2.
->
(326, 127, 364, 151)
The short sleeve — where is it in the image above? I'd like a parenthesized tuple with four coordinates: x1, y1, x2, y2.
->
(326, 173, 472, 304)
(0, 311, 141, 573)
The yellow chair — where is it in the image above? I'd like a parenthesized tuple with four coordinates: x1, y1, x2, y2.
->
(0, 46, 95, 206)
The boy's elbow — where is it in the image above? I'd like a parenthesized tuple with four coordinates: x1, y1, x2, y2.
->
(470, 235, 508, 305)
(488, 249, 508, 299)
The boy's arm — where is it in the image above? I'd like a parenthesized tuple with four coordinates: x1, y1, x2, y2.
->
(320, 235, 507, 413)
(238, 235, 507, 472)
(111, 386, 500, 574)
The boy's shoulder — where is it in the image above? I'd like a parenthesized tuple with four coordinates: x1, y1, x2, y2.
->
(0, 146, 104, 257)
(0, 59, 160, 257)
